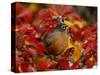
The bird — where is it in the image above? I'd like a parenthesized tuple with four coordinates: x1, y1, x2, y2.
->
(42, 16, 69, 56)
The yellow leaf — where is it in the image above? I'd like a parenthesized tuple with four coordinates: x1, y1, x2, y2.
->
(29, 4, 39, 12)
(73, 20, 86, 28)
(73, 42, 82, 62)
(66, 37, 74, 50)
(64, 20, 74, 28)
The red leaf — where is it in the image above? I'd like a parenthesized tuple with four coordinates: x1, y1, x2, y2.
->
(60, 5, 74, 16)
(20, 62, 30, 72)
(38, 59, 48, 71)
(58, 58, 70, 69)
(71, 57, 81, 69)
(85, 60, 94, 68)
(16, 3, 25, 14)
(48, 61, 57, 69)
(24, 48, 37, 56)
(17, 8, 33, 23)
(69, 25, 82, 41)
(25, 35, 46, 55)
(36, 9, 52, 20)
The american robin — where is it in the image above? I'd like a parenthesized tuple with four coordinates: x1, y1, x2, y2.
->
(43, 16, 69, 56)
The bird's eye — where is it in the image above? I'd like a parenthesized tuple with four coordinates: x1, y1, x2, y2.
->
(55, 23, 67, 31)
(61, 24, 67, 31)
(61, 25, 66, 29)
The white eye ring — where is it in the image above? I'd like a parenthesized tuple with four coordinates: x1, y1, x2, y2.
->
(61, 25, 66, 30)
(62, 26, 66, 29)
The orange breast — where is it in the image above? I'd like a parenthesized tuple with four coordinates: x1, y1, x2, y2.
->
(46, 31, 68, 56)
